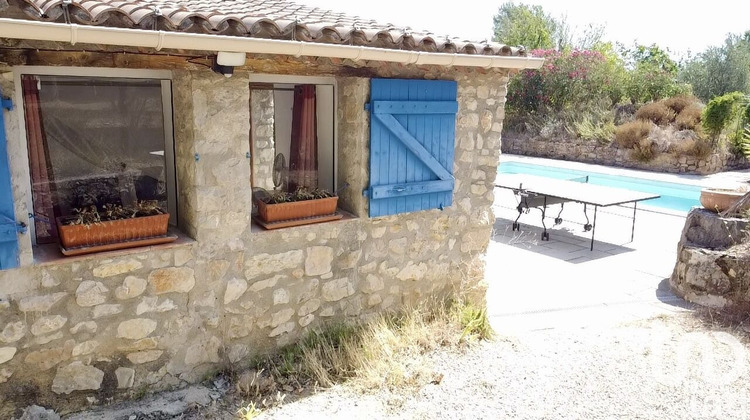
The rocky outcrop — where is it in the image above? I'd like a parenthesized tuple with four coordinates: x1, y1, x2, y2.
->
(670, 208, 750, 308)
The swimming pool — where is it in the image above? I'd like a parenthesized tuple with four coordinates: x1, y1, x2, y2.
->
(498, 161, 702, 212)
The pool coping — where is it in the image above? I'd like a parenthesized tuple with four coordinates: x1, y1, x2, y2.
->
(496, 154, 750, 217)
(499, 154, 750, 189)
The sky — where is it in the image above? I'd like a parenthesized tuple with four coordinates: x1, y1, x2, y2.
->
(299, 0, 750, 59)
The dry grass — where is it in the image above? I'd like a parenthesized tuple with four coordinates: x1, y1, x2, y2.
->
(615, 120, 652, 149)
(631, 138, 656, 161)
(675, 138, 713, 158)
(635, 102, 677, 125)
(231, 296, 493, 412)
(664, 95, 698, 115)
(675, 104, 703, 131)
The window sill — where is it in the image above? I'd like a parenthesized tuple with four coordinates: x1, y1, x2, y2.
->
(31, 228, 195, 267)
(250, 209, 358, 233)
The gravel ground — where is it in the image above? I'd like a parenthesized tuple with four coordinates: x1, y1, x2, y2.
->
(63, 311, 750, 419)
(250, 313, 750, 420)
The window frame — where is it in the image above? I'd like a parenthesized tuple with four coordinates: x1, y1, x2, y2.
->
(12, 66, 177, 246)
(248, 73, 338, 194)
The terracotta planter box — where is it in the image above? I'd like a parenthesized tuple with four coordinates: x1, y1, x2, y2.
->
(256, 196, 338, 223)
(57, 213, 170, 249)
(700, 188, 749, 213)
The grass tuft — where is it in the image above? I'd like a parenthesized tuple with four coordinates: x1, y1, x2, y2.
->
(237, 297, 493, 399)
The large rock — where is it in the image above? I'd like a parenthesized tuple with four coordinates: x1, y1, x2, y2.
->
(115, 367, 135, 389)
(670, 208, 750, 309)
(115, 276, 148, 300)
(184, 336, 221, 366)
(0, 347, 16, 364)
(0, 321, 25, 343)
(19, 405, 60, 420)
(244, 251, 304, 279)
(51, 362, 104, 394)
(93, 304, 124, 318)
(224, 278, 248, 304)
(17, 292, 67, 313)
(136, 297, 176, 315)
(75, 281, 108, 307)
(93, 259, 143, 278)
(321, 278, 354, 302)
(30, 315, 67, 336)
(117, 319, 157, 340)
(149, 267, 195, 294)
(681, 208, 749, 249)
(305, 246, 333, 276)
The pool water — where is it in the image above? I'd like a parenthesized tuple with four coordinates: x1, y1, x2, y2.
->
(498, 161, 702, 212)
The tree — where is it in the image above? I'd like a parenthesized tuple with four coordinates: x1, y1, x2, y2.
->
(679, 32, 750, 101)
(492, 2, 557, 50)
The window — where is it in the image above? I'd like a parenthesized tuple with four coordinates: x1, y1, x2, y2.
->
(250, 81, 335, 195)
(19, 73, 176, 245)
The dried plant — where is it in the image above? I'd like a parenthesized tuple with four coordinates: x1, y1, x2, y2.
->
(62, 200, 166, 227)
(257, 187, 334, 204)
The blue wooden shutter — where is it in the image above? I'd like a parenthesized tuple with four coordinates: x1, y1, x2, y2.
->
(0, 90, 20, 270)
(367, 79, 457, 217)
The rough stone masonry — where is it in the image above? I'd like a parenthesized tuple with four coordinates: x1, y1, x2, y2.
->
(0, 52, 511, 415)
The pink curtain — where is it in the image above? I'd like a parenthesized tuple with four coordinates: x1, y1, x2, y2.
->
(289, 85, 318, 191)
(21, 75, 57, 243)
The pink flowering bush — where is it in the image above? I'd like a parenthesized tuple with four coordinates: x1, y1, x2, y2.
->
(506, 48, 626, 115)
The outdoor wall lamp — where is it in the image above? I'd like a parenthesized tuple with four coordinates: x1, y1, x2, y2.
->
(212, 51, 246, 78)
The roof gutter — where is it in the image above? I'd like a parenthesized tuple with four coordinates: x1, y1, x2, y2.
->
(0, 18, 544, 70)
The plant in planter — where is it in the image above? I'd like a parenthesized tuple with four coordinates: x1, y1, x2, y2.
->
(57, 200, 173, 255)
(253, 187, 341, 229)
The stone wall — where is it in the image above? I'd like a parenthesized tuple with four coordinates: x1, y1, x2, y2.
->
(251, 89, 276, 190)
(0, 54, 509, 415)
(670, 208, 750, 309)
(502, 135, 750, 175)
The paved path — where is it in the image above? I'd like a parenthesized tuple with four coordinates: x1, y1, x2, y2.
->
(487, 155, 709, 333)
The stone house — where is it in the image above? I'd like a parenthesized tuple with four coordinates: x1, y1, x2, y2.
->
(0, 0, 542, 412)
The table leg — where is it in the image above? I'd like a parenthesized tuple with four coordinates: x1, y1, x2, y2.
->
(631, 202, 638, 242)
(590, 206, 598, 251)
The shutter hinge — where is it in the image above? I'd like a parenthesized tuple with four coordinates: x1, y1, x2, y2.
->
(1, 97, 12, 111)
(364, 103, 371, 111)
(362, 188, 370, 198)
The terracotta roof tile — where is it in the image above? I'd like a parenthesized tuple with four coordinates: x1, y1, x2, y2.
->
(3, 0, 526, 56)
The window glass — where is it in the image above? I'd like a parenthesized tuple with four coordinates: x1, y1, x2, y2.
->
(251, 83, 335, 194)
(21, 75, 170, 244)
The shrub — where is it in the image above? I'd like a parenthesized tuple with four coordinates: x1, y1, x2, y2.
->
(631, 138, 655, 161)
(625, 65, 692, 104)
(676, 138, 713, 158)
(506, 48, 626, 115)
(615, 120, 652, 148)
(664, 95, 698, 114)
(572, 115, 615, 144)
(635, 102, 676, 125)
(702, 91, 746, 136)
(675, 104, 703, 131)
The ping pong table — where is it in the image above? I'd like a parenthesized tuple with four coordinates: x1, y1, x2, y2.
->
(495, 174, 660, 250)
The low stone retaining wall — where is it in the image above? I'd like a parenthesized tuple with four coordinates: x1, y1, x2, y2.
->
(502, 135, 750, 175)
(670, 208, 750, 308)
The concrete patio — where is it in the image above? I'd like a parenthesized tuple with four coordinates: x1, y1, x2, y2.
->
(486, 155, 750, 333)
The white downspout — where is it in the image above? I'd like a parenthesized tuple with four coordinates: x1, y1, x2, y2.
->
(0, 18, 544, 70)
